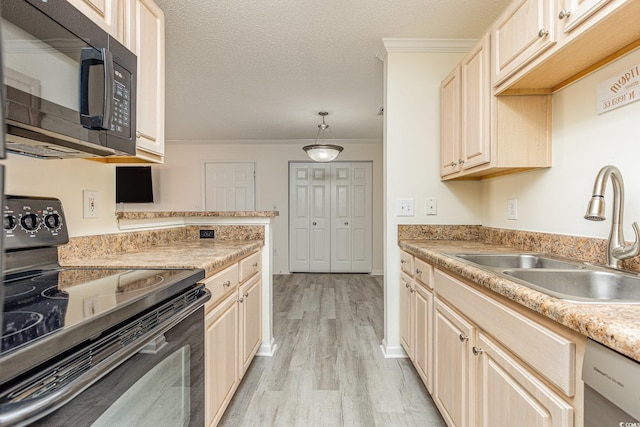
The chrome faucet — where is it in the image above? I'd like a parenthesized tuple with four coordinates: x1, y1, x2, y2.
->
(585, 165, 640, 268)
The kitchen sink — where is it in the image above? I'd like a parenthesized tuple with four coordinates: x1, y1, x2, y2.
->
(503, 269, 640, 303)
(453, 253, 583, 270)
(449, 252, 640, 303)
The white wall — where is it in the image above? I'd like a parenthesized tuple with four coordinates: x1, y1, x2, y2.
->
(0, 154, 120, 237)
(481, 49, 640, 241)
(153, 141, 384, 274)
(382, 50, 481, 356)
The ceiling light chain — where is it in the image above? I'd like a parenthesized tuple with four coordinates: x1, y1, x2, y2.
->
(303, 112, 344, 162)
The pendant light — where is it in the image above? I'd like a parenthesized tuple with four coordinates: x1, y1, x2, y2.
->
(303, 112, 343, 162)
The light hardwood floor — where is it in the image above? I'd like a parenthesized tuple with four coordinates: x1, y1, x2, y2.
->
(219, 273, 446, 426)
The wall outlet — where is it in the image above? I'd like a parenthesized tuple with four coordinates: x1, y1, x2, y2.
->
(507, 199, 518, 220)
(426, 198, 437, 215)
(396, 199, 415, 217)
(83, 191, 99, 219)
(199, 229, 215, 239)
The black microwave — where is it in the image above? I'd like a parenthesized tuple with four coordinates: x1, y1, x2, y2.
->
(1, 0, 137, 159)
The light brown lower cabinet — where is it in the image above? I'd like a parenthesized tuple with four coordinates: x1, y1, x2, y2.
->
(203, 251, 262, 427)
(399, 250, 585, 427)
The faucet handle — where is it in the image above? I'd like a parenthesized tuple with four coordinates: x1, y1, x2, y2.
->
(612, 221, 640, 261)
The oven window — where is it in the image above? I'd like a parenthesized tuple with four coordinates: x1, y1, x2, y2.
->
(92, 345, 191, 427)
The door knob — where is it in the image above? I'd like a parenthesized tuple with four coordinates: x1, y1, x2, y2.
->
(312, 221, 317, 226)
(344, 221, 349, 226)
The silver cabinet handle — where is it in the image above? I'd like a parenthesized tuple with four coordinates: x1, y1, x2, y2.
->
(223, 280, 231, 287)
(459, 334, 469, 342)
(538, 28, 549, 37)
(473, 347, 484, 356)
(558, 9, 571, 19)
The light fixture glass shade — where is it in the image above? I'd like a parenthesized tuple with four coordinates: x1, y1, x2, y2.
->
(303, 144, 344, 162)
(303, 112, 344, 162)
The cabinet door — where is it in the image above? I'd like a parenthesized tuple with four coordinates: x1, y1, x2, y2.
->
(67, 0, 118, 37)
(434, 299, 476, 427)
(476, 332, 573, 427)
(133, 0, 165, 160)
(399, 272, 414, 359)
(239, 275, 262, 377)
(557, 0, 612, 34)
(492, 0, 556, 86)
(205, 292, 239, 427)
(460, 33, 491, 171)
(414, 282, 433, 393)
(440, 66, 461, 177)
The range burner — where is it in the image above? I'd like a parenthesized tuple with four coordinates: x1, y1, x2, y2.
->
(41, 286, 68, 300)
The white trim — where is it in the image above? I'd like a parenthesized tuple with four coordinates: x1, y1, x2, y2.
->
(257, 338, 278, 357)
(376, 38, 477, 61)
(370, 269, 384, 276)
(379, 343, 409, 359)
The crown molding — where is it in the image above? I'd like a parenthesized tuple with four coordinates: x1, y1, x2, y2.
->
(376, 38, 477, 61)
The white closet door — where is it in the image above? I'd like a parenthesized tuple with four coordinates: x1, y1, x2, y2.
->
(204, 162, 255, 211)
(349, 162, 372, 273)
(289, 164, 331, 272)
(331, 163, 352, 272)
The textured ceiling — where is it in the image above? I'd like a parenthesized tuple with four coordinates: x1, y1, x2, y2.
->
(154, 0, 511, 143)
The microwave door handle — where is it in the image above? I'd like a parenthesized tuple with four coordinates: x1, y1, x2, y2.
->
(79, 47, 114, 130)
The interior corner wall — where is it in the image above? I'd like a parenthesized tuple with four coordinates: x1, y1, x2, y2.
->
(382, 50, 481, 355)
(0, 154, 120, 237)
(155, 141, 383, 275)
(480, 49, 640, 240)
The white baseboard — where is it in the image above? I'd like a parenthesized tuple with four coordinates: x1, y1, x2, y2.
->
(256, 338, 278, 357)
(379, 342, 408, 359)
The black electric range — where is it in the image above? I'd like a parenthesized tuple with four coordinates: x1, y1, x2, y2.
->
(0, 196, 207, 387)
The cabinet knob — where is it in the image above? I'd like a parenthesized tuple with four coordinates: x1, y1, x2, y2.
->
(238, 296, 244, 303)
(409, 286, 415, 293)
(558, 9, 571, 19)
(459, 334, 469, 342)
(244, 291, 249, 298)
(223, 280, 231, 287)
(538, 28, 549, 37)
(472, 346, 484, 356)
(450, 162, 456, 167)
(416, 268, 422, 274)
(458, 159, 465, 165)
(405, 282, 411, 288)
(253, 262, 258, 267)
(401, 259, 407, 264)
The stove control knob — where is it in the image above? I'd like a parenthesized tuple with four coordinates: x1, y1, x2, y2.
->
(4, 215, 17, 231)
(44, 213, 61, 230)
(21, 213, 40, 231)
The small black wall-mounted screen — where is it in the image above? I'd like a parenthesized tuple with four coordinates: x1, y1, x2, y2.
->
(115, 166, 154, 203)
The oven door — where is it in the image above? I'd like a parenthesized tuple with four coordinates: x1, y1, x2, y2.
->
(40, 307, 205, 427)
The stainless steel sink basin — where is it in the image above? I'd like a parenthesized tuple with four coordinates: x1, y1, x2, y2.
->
(453, 253, 583, 270)
(449, 252, 640, 303)
(503, 269, 640, 303)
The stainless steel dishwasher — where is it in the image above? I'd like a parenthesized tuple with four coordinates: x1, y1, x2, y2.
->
(583, 339, 640, 426)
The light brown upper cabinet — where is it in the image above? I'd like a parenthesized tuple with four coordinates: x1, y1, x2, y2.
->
(495, 0, 640, 94)
(440, 34, 552, 180)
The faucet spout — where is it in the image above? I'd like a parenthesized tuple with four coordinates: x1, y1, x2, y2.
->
(585, 165, 640, 268)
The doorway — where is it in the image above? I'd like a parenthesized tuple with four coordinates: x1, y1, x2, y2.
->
(204, 162, 256, 211)
(288, 162, 373, 273)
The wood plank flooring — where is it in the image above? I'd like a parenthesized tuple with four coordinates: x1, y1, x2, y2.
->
(219, 273, 446, 426)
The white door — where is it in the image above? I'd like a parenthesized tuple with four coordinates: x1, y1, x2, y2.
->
(330, 162, 373, 273)
(289, 162, 372, 273)
(289, 164, 331, 272)
(204, 162, 255, 211)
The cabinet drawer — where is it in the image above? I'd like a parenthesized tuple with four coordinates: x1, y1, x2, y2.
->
(434, 269, 575, 396)
(414, 258, 433, 288)
(400, 251, 414, 275)
(239, 251, 261, 283)
(202, 263, 239, 309)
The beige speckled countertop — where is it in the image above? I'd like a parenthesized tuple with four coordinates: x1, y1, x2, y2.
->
(400, 239, 640, 362)
(116, 211, 279, 220)
(61, 240, 263, 277)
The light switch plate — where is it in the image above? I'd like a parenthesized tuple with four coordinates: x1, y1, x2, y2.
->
(83, 190, 99, 219)
(507, 199, 518, 220)
(426, 198, 437, 215)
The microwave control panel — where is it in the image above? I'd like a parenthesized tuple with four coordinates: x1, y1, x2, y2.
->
(111, 64, 132, 139)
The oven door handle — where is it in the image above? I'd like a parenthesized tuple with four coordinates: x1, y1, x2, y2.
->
(0, 289, 210, 427)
